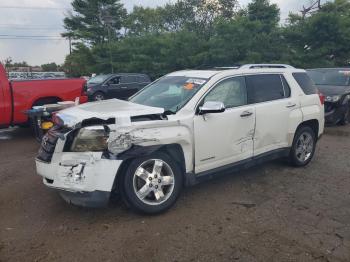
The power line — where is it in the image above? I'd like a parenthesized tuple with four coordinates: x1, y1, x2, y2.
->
(0, 23, 62, 27)
(0, 6, 69, 11)
(0, 38, 67, 41)
(0, 34, 63, 38)
(0, 28, 63, 31)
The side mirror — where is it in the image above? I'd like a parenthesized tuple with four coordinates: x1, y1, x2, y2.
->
(199, 101, 225, 115)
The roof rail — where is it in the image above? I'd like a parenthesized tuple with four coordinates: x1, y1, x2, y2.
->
(240, 64, 295, 69)
(213, 66, 240, 70)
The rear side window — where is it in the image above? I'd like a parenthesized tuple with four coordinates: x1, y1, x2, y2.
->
(246, 74, 286, 103)
(293, 73, 318, 95)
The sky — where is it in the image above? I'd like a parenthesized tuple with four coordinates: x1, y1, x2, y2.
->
(0, 0, 317, 66)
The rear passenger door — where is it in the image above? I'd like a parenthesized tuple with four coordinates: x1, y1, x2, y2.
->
(245, 74, 302, 156)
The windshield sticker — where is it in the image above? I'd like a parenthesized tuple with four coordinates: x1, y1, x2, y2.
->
(183, 83, 195, 90)
(186, 78, 206, 85)
(339, 71, 350, 76)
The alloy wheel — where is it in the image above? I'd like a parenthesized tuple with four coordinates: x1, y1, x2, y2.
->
(94, 94, 104, 101)
(133, 159, 175, 206)
(295, 132, 314, 162)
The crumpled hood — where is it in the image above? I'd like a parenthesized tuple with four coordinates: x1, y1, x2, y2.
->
(316, 85, 350, 96)
(57, 99, 164, 127)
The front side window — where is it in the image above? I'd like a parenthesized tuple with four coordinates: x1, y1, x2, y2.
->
(87, 75, 110, 85)
(130, 76, 208, 113)
(203, 77, 247, 108)
(107, 77, 120, 85)
(246, 74, 286, 103)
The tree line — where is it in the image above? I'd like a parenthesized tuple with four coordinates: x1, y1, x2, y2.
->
(62, 0, 350, 78)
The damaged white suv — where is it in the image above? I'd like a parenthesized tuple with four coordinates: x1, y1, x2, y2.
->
(36, 64, 324, 214)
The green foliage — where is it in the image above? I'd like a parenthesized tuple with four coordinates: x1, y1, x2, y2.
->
(284, 0, 350, 67)
(62, 0, 127, 44)
(62, 0, 350, 77)
(41, 63, 59, 72)
(63, 44, 95, 77)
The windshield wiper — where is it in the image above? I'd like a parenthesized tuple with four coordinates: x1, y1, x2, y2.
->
(163, 110, 176, 115)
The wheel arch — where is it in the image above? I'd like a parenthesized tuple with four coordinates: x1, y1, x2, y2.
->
(32, 96, 62, 107)
(112, 143, 187, 194)
(296, 119, 319, 140)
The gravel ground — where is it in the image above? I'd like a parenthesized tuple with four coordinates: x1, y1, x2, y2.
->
(0, 126, 349, 262)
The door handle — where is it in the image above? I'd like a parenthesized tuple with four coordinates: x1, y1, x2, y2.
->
(286, 103, 297, 108)
(240, 111, 253, 118)
(120, 86, 128, 89)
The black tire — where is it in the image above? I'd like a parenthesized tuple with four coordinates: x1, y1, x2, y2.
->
(121, 152, 183, 214)
(92, 91, 105, 101)
(289, 126, 317, 167)
(339, 104, 350, 126)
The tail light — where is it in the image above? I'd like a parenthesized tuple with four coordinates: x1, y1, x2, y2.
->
(81, 82, 87, 96)
(318, 91, 325, 105)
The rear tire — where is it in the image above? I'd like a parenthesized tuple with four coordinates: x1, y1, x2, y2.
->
(121, 152, 183, 214)
(289, 126, 316, 167)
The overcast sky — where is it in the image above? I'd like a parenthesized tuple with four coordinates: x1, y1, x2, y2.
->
(0, 0, 317, 65)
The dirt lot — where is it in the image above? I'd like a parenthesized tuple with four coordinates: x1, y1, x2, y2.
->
(0, 126, 350, 262)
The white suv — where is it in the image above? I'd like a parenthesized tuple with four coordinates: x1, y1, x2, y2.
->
(36, 64, 325, 214)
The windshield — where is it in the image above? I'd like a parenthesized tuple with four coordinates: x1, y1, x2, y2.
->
(87, 75, 110, 84)
(307, 69, 350, 86)
(130, 76, 208, 113)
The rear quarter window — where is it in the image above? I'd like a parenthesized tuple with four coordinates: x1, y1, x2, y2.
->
(293, 73, 318, 95)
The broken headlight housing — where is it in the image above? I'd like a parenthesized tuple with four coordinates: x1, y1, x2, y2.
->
(70, 126, 109, 152)
(107, 132, 132, 154)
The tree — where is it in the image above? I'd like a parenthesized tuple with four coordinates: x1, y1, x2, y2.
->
(62, 0, 127, 44)
(126, 6, 166, 36)
(284, 0, 350, 67)
(246, 0, 280, 31)
(63, 43, 95, 77)
(41, 63, 59, 72)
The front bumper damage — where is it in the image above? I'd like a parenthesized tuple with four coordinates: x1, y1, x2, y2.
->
(36, 147, 123, 207)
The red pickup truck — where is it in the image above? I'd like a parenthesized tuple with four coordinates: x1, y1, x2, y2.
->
(0, 64, 87, 129)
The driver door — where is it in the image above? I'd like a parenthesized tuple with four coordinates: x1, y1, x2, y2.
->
(194, 76, 256, 173)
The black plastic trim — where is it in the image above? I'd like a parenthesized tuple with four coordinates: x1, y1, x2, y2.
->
(59, 190, 110, 208)
(185, 147, 290, 186)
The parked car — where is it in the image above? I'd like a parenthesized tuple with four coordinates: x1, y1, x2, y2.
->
(307, 68, 350, 125)
(0, 63, 88, 129)
(36, 64, 324, 214)
(86, 73, 151, 101)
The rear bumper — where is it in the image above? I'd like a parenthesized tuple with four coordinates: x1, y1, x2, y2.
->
(325, 102, 347, 125)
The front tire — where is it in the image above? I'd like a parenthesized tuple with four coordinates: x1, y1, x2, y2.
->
(289, 126, 316, 167)
(121, 152, 183, 214)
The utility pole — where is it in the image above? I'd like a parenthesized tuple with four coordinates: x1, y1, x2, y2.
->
(99, 7, 114, 74)
(69, 36, 72, 55)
